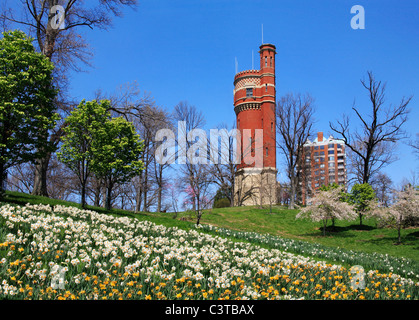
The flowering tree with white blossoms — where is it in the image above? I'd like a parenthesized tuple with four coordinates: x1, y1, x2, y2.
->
(373, 185, 419, 244)
(296, 187, 357, 236)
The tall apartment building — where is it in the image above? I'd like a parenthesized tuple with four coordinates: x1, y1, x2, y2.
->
(299, 132, 347, 205)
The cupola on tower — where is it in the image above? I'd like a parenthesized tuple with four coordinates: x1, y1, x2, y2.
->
(233, 43, 277, 206)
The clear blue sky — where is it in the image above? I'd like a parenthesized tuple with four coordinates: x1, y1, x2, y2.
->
(30, 0, 419, 185)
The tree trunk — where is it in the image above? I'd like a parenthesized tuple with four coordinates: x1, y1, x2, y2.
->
(156, 164, 163, 213)
(135, 171, 143, 213)
(0, 162, 5, 200)
(94, 179, 101, 207)
(105, 179, 113, 211)
(135, 183, 142, 213)
(32, 15, 58, 198)
(143, 166, 149, 212)
(32, 153, 51, 197)
(81, 182, 86, 209)
(289, 177, 297, 209)
(397, 215, 402, 244)
(196, 195, 201, 225)
(196, 210, 202, 226)
(157, 185, 162, 213)
(323, 220, 327, 236)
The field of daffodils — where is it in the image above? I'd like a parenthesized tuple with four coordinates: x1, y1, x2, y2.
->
(0, 203, 418, 300)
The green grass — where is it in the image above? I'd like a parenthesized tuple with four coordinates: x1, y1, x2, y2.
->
(198, 205, 419, 262)
(3, 190, 419, 263)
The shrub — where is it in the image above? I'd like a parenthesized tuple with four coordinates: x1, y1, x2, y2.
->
(213, 198, 230, 208)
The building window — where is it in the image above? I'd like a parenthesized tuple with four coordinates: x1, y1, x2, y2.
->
(266, 147, 268, 156)
(246, 88, 253, 97)
(265, 56, 267, 67)
(270, 56, 272, 67)
(328, 150, 334, 154)
(320, 145, 325, 149)
(320, 151, 325, 155)
(265, 84, 268, 92)
(328, 156, 334, 161)
(314, 146, 319, 150)
(328, 144, 334, 148)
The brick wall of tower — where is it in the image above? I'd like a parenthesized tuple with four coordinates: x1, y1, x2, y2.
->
(233, 44, 277, 206)
(234, 44, 277, 171)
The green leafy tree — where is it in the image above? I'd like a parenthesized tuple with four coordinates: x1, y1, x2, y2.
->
(0, 30, 58, 197)
(347, 183, 376, 226)
(91, 116, 144, 210)
(57, 100, 110, 208)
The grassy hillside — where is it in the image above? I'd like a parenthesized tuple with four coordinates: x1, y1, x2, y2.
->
(3, 190, 419, 263)
(199, 206, 419, 262)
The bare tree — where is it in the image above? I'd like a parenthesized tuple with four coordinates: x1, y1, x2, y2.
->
(166, 180, 181, 218)
(131, 104, 171, 212)
(259, 169, 277, 213)
(407, 133, 419, 159)
(207, 122, 237, 207)
(330, 71, 412, 185)
(172, 101, 211, 224)
(46, 154, 78, 201)
(8, 163, 34, 194)
(86, 175, 104, 207)
(276, 181, 291, 206)
(94, 82, 169, 212)
(8, 154, 77, 201)
(1, 0, 138, 196)
(276, 93, 315, 209)
(370, 171, 393, 207)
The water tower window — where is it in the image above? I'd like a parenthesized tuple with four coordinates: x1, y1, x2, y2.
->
(265, 56, 267, 67)
(270, 56, 272, 67)
(246, 88, 253, 97)
(265, 84, 268, 92)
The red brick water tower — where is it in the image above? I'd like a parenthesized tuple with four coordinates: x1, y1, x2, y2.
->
(234, 43, 277, 206)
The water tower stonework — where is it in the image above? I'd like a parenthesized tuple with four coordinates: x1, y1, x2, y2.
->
(234, 44, 277, 206)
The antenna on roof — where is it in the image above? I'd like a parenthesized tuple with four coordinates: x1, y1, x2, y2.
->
(261, 24, 264, 44)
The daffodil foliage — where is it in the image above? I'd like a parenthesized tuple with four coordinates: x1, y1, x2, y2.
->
(0, 203, 418, 300)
